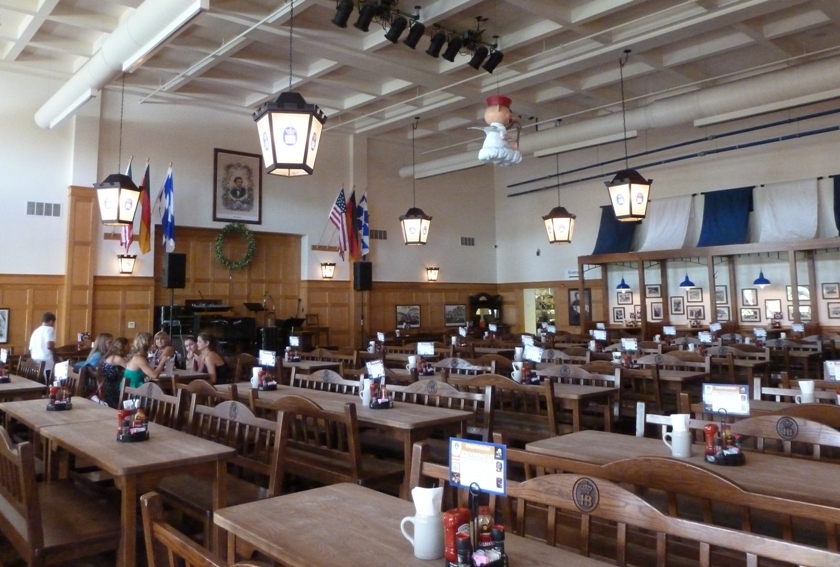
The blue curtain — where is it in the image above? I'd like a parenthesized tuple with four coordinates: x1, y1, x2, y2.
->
(591, 206, 637, 255)
(834, 176, 840, 236)
(697, 186, 754, 247)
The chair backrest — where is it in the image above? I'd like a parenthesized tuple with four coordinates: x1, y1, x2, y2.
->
(729, 414, 840, 459)
(236, 353, 257, 382)
(290, 368, 359, 395)
(507, 472, 840, 566)
(436, 357, 486, 376)
(0, 426, 42, 561)
(449, 374, 555, 445)
(119, 381, 184, 429)
(638, 352, 711, 373)
(188, 400, 283, 495)
(545, 364, 618, 388)
(474, 354, 512, 376)
(616, 365, 662, 421)
(450, 344, 475, 359)
(17, 358, 44, 383)
(178, 379, 238, 431)
(355, 350, 384, 368)
(317, 350, 355, 374)
(548, 349, 590, 365)
(752, 376, 835, 402)
(769, 403, 840, 430)
(389, 379, 494, 441)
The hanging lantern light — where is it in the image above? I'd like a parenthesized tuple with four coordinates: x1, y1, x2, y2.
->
(401, 117, 432, 245)
(542, 155, 575, 244)
(606, 50, 651, 222)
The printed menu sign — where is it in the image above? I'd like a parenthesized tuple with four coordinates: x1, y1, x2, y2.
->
(449, 438, 506, 496)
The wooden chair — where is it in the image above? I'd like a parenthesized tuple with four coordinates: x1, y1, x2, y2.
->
(436, 357, 486, 376)
(140, 492, 271, 567)
(507, 472, 840, 566)
(474, 354, 512, 376)
(255, 394, 403, 491)
(176, 379, 238, 432)
(223, 356, 241, 385)
(0, 426, 122, 566)
(752, 377, 835, 404)
(448, 374, 557, 446)
(17, 358, 45, 383)
(639, 351, 711, 373)
(729, 414, 840, 459)
(356, 350, 384, 369)
(119, 381, 184, 430)
(549, 348, 590, 365)
(600, 364, 662, 433)
(770, 403, 840, 430)
(156, 400, 283, 548)
(289, 368, 359, 395)
(236, 353, 257, 382)
(317, 350, 355, 375)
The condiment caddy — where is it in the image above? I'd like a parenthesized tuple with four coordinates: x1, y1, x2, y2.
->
(46, 379, 72, 411)
(0, 366, 10, 384)
(251, 368, 277, 391)
(117, 399, 149, 442)
(443, 486, 507, 566)
(703, 420, 745, 466)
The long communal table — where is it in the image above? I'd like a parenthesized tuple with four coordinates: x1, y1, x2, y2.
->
(0, 374, 47, 401)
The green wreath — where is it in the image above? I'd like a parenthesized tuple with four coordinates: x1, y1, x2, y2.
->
(214, 223, 256, 270)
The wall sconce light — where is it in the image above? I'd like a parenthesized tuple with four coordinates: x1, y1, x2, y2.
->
(321, 262, 336, 279)
(426, 267, 439, 281)
(118, 254, 137, 274)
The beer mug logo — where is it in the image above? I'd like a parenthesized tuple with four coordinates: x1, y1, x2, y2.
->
(310, 131, 318, 151)
(123, 197, 133, 210)
(635, 191, 645, 204)
(283, 126, 298, 146)
(776, 416, 798, 440)
(560, 364, 571, 378)
(615, 193, 625, 206)
(426, 381, 438, 395)
(573, 478, 599, 513)
(262, 131, 271, 151)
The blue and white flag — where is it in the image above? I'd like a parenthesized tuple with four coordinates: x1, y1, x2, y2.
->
(161, 165, 175, 253)
(357, 191, 369, 257)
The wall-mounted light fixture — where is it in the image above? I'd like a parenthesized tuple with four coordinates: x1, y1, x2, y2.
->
(426, 267, 439, 281)
(321, 262, 336, 279)
(118, 254, 137, 274)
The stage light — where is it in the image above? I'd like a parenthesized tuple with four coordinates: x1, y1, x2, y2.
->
(384, 15, 408, 43)
(331, 0, 354, 28)
(403, 21, 426, 48)
(482, 49, 503, 73)
(426, 31, 446, 57)
(467, 45, 488, 69)
(441, 35, 463, 62)
(354, 3, 376, 32)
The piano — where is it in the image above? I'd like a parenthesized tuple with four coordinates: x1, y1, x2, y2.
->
(185, 299, 232, 313)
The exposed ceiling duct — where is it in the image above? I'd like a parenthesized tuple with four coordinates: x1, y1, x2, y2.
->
(34, 0, 208, 130)
(399, 55, 840, 179)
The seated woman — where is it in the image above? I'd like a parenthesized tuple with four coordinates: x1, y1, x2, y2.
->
(197, 332, 228, 385)
(124, 332, 170, 389)
(74, 333, 113, 373)
(96, 337, 128, 408)
(150, 331, 177, 368)
(181, 335, 200, 371)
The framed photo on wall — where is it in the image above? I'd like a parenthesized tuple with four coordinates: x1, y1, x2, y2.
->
(396, 305, 420, 328)
(670, 296, 684, 315)
(0, 308, 8, 343)
(741, 288, 758, 307)
(822, 282, 840, 300)
(740, 307, 761, 323)
(828, 303, 840, 319)
(686, 288, 703, 303)
(213, 148, 263, 224)
(764, 299, 782, 320)
(687, 306, 705, 320)
(617, 291, 633, 305)
(444, 304, 466, 327)
(715, 306, 730, 322)
(568, 289, 591, 327)
(714, 285, 728, 304)
(785, 285, 810, 302)
(612, 307, 625, 323)
(650, 302, 663, 321)
(787, 304, 812, 321)
(645, 285, 661, 298)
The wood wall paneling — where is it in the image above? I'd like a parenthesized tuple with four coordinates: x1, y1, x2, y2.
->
(92, 276, 155, 338)
(0, 275, 63, 354)
(61, 186, 97, 347)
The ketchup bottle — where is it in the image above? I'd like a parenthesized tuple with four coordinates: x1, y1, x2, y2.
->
(443, 508, 471, 566)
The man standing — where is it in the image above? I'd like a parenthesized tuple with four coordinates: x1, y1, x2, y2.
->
(29, 312, 56, 381)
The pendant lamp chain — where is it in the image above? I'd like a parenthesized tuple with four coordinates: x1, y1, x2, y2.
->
(118, 73, 125, 173)
(411, 116, 418, 207)
(288, 0, 293, 93)
(555, 154, 561, 204)
(619, 49, 629, 170)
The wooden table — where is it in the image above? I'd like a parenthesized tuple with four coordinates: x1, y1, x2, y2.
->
(657, 369, 708, 397)
(151, 368, 210, 389)
(41, 419, 234, 567)
(0, 374, 47, 401)
(214, 482, 607, 567)
(527, 430, 840, 508)
(221, 383, 470, 496)
(0, 396, 114, 432)
(690, 399, 796, 420)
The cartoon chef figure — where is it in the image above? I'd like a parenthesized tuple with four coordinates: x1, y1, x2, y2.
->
(473, 95, 522, 166)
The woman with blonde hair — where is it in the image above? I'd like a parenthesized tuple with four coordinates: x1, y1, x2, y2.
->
(124, 332, 170, 388)
(74, 333, 113, 373)
(150, 330, 176, 367)
(96, 337, 129, 408)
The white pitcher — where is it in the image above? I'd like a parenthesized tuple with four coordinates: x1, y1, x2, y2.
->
(359, 378, 372, 406)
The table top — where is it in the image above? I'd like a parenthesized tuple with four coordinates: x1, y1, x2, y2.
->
(0, 397, 115, 431)
(446, 376, 616, 401)
(151, 369, 210, 384)
(222, 383, 471, 431)
(527, 430, 840, 508)
(214, 483, 606, 567)
(282, 360, 341, 371)
(690, 399, 796, 417)
(0, 374, 47, 395)
(657, 369, 708, 383)
(40, 420, 235, 477)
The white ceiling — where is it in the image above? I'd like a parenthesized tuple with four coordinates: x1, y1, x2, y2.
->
(4, 0, 840, 158)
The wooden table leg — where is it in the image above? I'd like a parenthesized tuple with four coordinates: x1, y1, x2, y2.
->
(571, 400, 582, 432)
(212, 459, 228, 558)
(603, 394, 613, 432)
(117, 475, 137, 567)
(401, 431, 415, 499)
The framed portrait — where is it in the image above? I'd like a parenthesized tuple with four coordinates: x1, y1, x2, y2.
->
(787, 304, 812, 321)
(686, 288, 703, 303)
(687, 306, 705, 320)
(213, 148, 262, 224)
(715, 306, 730, 322)
(650, 302, 663, 321)
(714, 285, 728, 304)
(616, 291, 633, 305)
(670, 296, 684, 315)
(822, 282, 840, 300)
(612, 307, 625, 323)
(764, 298, 782, 320)
(443, 304, 466, 327)
(634, 304, 642, 319)
(741, 288, 758, 307)
(785, 285, 810, 302)
(645, 284, 661, 298)
(740, 307, 761, 323)
(0, 308, 8, 343)
(828, 303, 840, 319)
(568, 288, 591, 327)
(396, 305, 420, 328)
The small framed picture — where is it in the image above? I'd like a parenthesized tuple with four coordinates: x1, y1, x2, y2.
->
(612, 307, 625, 323)
(444, 304, 467, 327)
(715, 306, 730, 322)
(650, 302, 663, 321)
(0, 308, 8, 343)
(396, 305, 420, 328)
(213, 148, 263, 224)
(617, 291, 633, 305)
(670, 296, 685, 315)
(740, 307, 761, 323)
(715, 285, 728, 305)
(688, 306, 705, 320)
(634, 304, 642, 319)
(645, 284, 661, 298)
(786, 285, 810, 302)
(828, 302, 840, 319)
(741, 288, 758, 307)
(822, 282, 840, 300)
(764, 298, 782, 320)
(787, 304, 812, 321)
(686, 288, 703, 303)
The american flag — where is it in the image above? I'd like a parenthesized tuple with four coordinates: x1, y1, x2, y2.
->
(329, 187, 348, 260)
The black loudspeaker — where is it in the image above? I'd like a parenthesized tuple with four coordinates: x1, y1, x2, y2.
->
(353, 261, 372, 291)
(163, 253, 187, 289)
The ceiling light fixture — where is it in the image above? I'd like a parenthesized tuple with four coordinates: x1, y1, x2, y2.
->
(400, 117, 431, 245)
(254, 0, 326, 176)
(616, 278, 631, 290)
(426, 30, 446, 57)
(94, 74, 141, 226)
(753, 270, 771, 288)
(606, 49, 651, 222)
(331, 0, 354, 27)
(383, 14, 408, 42)
(680, 274, 696, 289)
(542, 155, 575, 244)
(402, 20, 426, 48)
(441, 35, 463, 62)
